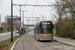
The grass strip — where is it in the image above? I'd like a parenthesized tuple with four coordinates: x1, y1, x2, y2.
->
(0, 30, 16, 33)
(0, 36, 20, 50)
(2, 30, 11, 33)
(53, 29, 56, 35)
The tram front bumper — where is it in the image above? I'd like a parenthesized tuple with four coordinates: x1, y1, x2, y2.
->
(40, 37, 53, 40)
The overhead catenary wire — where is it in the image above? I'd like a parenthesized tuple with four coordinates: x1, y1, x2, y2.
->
(23, 0, 27, 10)
(22, 0, 26, 10)
(32, 0, 39, 17)
(35, 0, 39, 5)
(23, 0, 29, 24)
(32, 6, 35, 17)
(13, 0, 55, 24)
(23, 0, 28, 13)
(32, 0, 51, 21)
(38, 0, 50, 15)
(25, 0, 27, 9)
(14, 5, 19, 11)
(44, 0, 45, 5)
(23, 0, 25, 2)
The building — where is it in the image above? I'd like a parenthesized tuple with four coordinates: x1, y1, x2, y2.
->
(5, 15, 20, 24)
(5, 15, 21, 29)
(0, 14, 2, 32)
(0, 14, 1, 28)
(26, 24, 35, 31)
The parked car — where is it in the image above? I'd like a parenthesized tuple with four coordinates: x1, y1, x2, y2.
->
(15, 30, 18, 33)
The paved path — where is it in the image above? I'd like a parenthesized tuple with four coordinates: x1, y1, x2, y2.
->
(14, 32, 75, 50)
(0, 32, 19, 41)
(54, 36, 75, 46)
(14, 32, 38, 50)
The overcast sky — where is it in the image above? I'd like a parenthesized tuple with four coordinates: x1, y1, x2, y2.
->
(0, 0, 55, 24)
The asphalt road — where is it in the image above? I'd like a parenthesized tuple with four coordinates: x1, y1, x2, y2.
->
(14, 32, 75, 50)
(0, 33, 20, 41)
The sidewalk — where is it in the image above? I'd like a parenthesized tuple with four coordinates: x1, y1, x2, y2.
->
(14, 32, 38, 50)
(54, 36, 75, 46)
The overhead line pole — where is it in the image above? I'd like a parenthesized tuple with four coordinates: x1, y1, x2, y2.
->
(22, 11, 24, 35)
(22, 11, 24, 28)
(11, 0, 13, 42)
(22, 11, 27, 28)
(20, 5, 21, 28)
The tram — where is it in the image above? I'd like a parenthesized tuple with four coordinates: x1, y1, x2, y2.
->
(34, 21, 54, 41)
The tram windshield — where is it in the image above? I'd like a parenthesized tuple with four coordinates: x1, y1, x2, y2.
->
(41, 24, 53, 33)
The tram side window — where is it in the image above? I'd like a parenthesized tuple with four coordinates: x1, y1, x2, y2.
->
(34, 28, 36, 34)
(35, 28, 38, 34)
(37, 29, 39, 34)
(35, 28, 37, 34)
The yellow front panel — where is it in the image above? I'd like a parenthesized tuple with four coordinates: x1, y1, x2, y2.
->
(42, 22, 51, 24)
(40, 34, 53, 37)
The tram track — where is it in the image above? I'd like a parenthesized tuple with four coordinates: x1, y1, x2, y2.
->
(29, 36, 39, 50)
(28, 32, 75, 50)
(42, 40, 75, 50)
(41, 41, 58, 50)
(14, 31, 75, 50)
(31, 35, 58, 50)
(21, 32, 39, 50)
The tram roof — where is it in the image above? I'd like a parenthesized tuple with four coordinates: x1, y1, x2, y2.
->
(36, 21, 52, 24)
(40, 21, 52, 23)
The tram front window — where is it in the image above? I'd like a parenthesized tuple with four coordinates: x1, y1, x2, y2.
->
(42, 24, 52, 33)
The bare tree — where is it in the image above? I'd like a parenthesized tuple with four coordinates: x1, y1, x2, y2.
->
(53, 0, 75, 38)
(2, 22, 8, 30)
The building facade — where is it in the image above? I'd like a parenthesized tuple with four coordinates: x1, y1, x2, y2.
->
(5, 15, 21, 29)
(0, 14, 2, 32)
(0, 14, 1, 28)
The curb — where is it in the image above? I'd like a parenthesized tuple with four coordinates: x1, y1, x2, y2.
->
(54, 39, 75, 47)
(10, 35, 24, 50)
